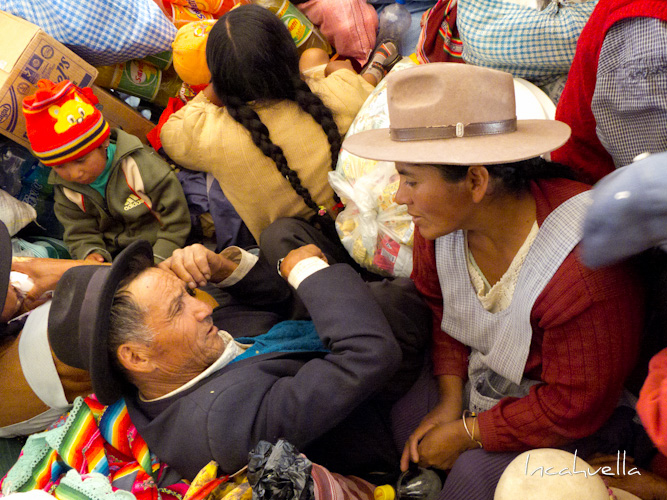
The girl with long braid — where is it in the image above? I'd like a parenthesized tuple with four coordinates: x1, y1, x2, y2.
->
(161, 4, 398, 249)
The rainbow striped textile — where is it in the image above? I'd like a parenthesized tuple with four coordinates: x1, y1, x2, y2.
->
(1, 396, 189, 500)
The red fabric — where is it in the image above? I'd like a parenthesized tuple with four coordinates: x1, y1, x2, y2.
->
(146, 97, 187, 152)
(410, 178, 645, 451)
(415, 0, 464, 64)
(551, 0, 667, 184)
(637, 348, 667, 456)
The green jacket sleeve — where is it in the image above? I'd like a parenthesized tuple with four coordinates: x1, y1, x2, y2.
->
(144, 158, 191, 263)
(53, 187, 112, 261)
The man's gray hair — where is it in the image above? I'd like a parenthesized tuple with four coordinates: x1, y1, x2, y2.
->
(109, 289, 154, 347)
(107, 254, 155, 378)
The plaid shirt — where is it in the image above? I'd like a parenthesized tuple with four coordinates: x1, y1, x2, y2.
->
(457, 0, 598, 86)
(593, 16, 667, 169)
(0, 0, 176, 66)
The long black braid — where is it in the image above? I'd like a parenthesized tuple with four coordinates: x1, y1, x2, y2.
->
(224, 94, 324, 217)
(293, 78, 342, 177)
(206, 4, 342, 229)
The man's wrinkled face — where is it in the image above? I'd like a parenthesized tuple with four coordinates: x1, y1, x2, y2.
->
(125, 268, 227, 379)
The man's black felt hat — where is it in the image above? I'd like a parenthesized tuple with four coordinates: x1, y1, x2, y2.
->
(48, 240, 154, 404)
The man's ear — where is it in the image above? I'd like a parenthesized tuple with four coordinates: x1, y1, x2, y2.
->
(466, 165, 489, 203)
(117, 342, 153, 374)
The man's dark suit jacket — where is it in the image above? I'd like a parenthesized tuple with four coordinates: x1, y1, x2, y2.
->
(125, 256, 427, 481)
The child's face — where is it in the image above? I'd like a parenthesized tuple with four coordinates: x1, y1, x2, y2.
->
(52, 144, 107, 184)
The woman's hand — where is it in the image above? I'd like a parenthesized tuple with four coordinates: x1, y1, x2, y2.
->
(401, 375, 464, 470)
(410, 419, 478, 471)
(401, 400, 464, 470)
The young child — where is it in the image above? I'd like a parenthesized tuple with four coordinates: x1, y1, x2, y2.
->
(160, 4, 399, 245)
(22, 80, 191, 263)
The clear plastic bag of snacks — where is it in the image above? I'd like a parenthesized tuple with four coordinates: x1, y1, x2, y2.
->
(330, 59, 416, 277)
(329, 161, 413, 278)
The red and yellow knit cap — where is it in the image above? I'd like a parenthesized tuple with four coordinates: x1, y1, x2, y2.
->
(22, 79, 110, 167)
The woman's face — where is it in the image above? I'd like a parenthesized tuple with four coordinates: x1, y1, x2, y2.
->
(394, 162, 474, 240)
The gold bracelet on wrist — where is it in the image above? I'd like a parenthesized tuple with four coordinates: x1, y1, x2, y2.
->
(462, 409, 483, 448)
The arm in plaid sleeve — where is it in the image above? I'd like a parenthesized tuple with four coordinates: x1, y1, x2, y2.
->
(457, 0, 597, 85)
(592, 16, 667, 169)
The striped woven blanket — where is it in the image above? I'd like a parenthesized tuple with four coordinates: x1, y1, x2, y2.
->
(1, 396, 375, 500)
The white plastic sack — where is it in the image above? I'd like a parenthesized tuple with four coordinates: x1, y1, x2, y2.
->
(331, 59, 416, 277)
(0, 188, 36, 236)
(330, 161, 414, 278)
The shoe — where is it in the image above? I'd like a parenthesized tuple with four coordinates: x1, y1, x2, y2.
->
(362, 40, 402, 78)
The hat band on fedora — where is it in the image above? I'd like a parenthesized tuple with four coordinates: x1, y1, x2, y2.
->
(390, 118, 517, 142)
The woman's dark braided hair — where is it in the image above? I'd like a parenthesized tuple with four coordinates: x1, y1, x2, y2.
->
(433, 157, 578, 196)
(206, 4, 342, 232)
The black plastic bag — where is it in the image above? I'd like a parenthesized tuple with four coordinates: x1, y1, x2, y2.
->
(247, 439, 314, 500)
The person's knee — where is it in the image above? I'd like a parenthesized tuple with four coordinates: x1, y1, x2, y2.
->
(368, 278, 431, 346)
(324, 59, 355, 77)
(299, 48, 330, 73)
(440, 450, 519, 500)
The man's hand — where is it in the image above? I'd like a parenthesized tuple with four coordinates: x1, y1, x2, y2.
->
(278, 244, 328, 280)
(11, 257, 105, 313)
(159, 244, 238, 288)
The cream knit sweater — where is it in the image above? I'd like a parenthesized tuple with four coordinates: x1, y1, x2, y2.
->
(161, 69, 374, 241)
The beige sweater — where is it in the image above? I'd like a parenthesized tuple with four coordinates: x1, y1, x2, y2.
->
(161, 69, 374, 241)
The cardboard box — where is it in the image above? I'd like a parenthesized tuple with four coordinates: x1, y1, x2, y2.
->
(0, 10, 97, 149)
(92, 86, 156, 144)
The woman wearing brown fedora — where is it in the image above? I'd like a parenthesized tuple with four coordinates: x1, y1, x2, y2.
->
(343, 63, 646, 498)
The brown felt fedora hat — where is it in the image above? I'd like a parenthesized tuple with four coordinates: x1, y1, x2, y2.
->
(49, 240, 154, 405)
(342, 63, 571, 165)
